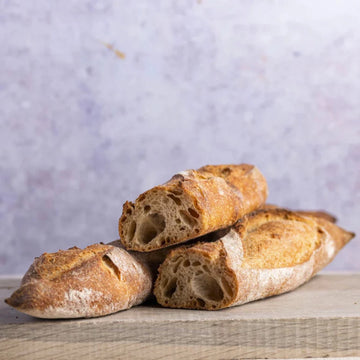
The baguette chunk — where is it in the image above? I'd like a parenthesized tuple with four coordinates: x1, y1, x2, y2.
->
(5, 241, 169, 319)
(119, 164, 268, 251)
(154, 209, 354, 310)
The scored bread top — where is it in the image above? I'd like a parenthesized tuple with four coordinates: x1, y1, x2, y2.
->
(5, 243, 153, 319)
(20, 245, 109, 283)
(261, 203, 338, 223)
(119, 164, 268, 252)
(154, 208, 354, 310)
(233, 209, 322, 269)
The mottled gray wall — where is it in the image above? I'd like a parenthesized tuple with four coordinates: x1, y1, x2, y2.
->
(1, 1, 359, 274)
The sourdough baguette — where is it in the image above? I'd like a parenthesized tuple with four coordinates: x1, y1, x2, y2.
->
(5, 241, 169, 319)
(154, 208, 354, 310)
(119, 164, 268, 251)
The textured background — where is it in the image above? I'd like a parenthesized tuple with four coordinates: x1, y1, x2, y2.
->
(1, 0, 359, 274)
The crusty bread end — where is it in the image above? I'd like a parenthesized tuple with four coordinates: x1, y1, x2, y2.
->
(154, 209, 354, 310)
(119, 164, 268, 251)
(5, 243, 153, 318)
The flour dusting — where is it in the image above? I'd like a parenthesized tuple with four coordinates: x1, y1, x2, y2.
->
(65, 288, 103, 305)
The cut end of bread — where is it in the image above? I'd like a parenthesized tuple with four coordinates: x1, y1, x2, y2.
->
(119, 164, 268, 251)
(154, 247, 236, 310)
(119, 187, 202, 251)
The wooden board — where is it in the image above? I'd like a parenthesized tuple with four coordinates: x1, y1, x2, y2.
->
(0, 274, 359, 360)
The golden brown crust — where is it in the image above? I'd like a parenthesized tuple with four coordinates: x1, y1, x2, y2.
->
(119, 164, 268, 251)
(5, 243, 154, 319)
(261, 204, 337, 223)
(233, 209, 322, 269)
(154, 208, 354, 310)
(296, 210, 337, 223)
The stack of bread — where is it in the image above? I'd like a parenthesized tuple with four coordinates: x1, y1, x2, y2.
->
(5, 164, 354, 318)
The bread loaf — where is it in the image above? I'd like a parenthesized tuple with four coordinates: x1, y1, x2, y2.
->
(5, 204, 350, 318)
(119, 164, 268, 251)
(153, 208, 354, 310)
(5, 241, 169, 319)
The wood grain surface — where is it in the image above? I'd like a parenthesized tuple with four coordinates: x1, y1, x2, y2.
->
(0, 274, 359, 360)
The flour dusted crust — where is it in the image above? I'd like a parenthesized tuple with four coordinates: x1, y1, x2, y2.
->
(154, 208, 354, 310)
(119, 164, 268, 251)
(5, 242, 156, 319)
